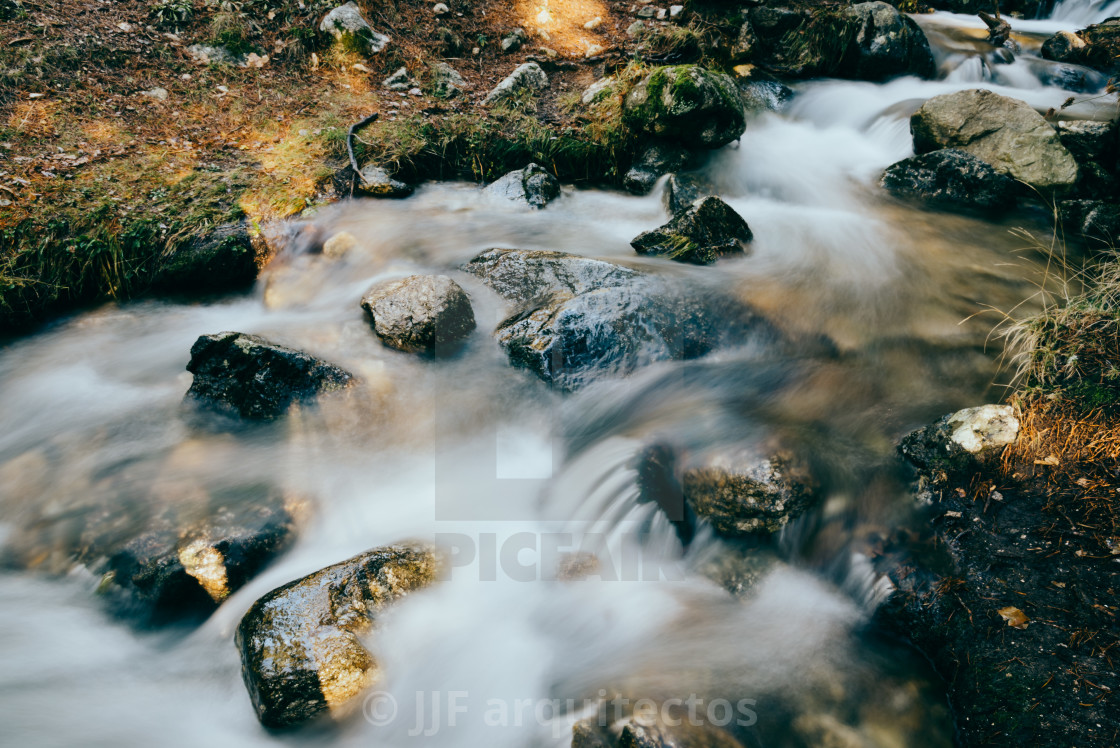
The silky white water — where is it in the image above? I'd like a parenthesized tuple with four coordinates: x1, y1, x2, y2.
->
(0, 10, 1113, 747)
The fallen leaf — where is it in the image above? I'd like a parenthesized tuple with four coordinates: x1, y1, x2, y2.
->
(1034, 455, 1060, 466)
(9, 37, 35, 46)
(998, 606, 1030, 629)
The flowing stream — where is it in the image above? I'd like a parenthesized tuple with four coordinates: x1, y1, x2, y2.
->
(0, 3, 1115, 746)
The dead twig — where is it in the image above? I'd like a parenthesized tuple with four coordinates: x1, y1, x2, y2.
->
(346, 112, 378, 196)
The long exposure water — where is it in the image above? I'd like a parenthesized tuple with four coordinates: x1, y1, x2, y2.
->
(0, 2, 1115, 745)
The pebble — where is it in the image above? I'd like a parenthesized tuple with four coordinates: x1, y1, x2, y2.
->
(584, 17, 602, 30)
(670, 4, 684, 18)
(433, 2, 449, 14)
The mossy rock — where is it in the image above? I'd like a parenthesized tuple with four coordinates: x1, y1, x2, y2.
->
(622, 65, 746, 150)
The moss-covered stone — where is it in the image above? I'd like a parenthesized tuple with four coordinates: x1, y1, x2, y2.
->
(622, 65, 746, 150)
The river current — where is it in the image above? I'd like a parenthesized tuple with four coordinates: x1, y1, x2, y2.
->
(0, 2, 1116, 746)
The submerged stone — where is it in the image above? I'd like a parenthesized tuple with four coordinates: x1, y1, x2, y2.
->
(185, 332, 353, 420)
(235, 542, 438, 728)
(623, 142, 696, 195)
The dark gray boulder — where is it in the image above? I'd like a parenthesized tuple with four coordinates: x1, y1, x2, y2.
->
(235, 543, 438, 728)
(185, 332, 353, 420)
(484, 163, 561, 208)
(623, 142, 696, 196)
(464, 248, 764, 391)
(1060, 199, 1120, 248)
(663, 172, 716, 216)
(360, 274, 476, 354)
(631, 196, 752, 265)
(1056, 119, 1118, 200)
(880, 148, 1019, 214)
(840, 2, 936, 81)
(152, 222, 259, 294)
(105, 496, 297, 625)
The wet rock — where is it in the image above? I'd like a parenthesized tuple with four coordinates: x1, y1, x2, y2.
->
(1057, 119, 1118, 199)
(319, 2, 389, 54)
(623, 142, 696, 195)
(105, 497, 297, 625)
(1059, 199, 1120, 249)
(463, 247, 638, 304)
(1041, 19, 1120, 77)
(910, 89, 1079, 192)
(382, 66, 417, 91)
(360, 275, 476, 354)
(355, 165, 414, 198)
(465, 248, 761, 391)
(631, 196, 752, 265)
(696, 542, 784, 599)
(1042, 29, 1087, 63)
(683, 448, 817, 536)
(484, 163, 561, 208)
(151, 222, 259, 294)
(663, 172, 715, 216)
(235, 543, 438, 728)
(483, 62, 549, 105)
(429, 61, 464, 98)
(185, 332, 354, 420)
(623, 65, 746, 150)
(731, 64, 793, 115)
(899, 404, 1019, 479)
(841, 2, 936, 81)
(880, 148, 1019, 215)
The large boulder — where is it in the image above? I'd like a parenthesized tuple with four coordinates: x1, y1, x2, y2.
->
(910, 89, 1080, 192)
(319, 2, 389, 54)
(840, 2, 936, 81)
(464, 248, 764, 391)
(623, 65, 746, 150)
(235, 543, 438, 728)
(880, 149, 1019, 214)
(185, 332, 353, 420)
(631, 196, 753, 265)
(483, 62, 549, 105)
(152, 222, 259, 294)
(483, 163, 561, 208)
(899, 404, 1019, 479)
(360, 274, 476, 354)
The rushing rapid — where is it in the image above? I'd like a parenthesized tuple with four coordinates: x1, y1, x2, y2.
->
(0, 2, 1113, 746)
